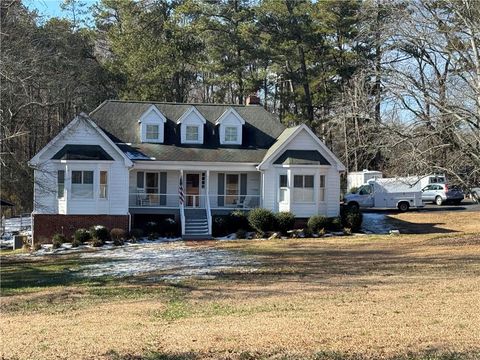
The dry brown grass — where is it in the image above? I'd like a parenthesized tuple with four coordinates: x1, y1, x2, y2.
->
(1, 211, 480, 360)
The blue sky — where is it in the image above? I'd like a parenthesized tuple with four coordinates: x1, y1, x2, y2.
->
(24, 0, 97, 22)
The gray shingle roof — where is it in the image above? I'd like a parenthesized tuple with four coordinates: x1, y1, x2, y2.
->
(90, 100, 286, 163)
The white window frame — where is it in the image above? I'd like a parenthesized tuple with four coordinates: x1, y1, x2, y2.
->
(279, 174, 288, 203)
(57, 170, 65, 199)
(145, 124, 160, 140)
(293, 174, 315, 203)
(185, 125, 199, 142)
(99, 170, 108, 199)
(319, 175, 326, 202)
(224, 126, 238, 143)
(71, 170, 94, 199)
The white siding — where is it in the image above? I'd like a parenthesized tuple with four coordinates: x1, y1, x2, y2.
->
(260, 127, 342, 218)
(33, 119, 129, 215)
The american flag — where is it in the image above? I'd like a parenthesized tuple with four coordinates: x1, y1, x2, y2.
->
(179, 175, 185, 205)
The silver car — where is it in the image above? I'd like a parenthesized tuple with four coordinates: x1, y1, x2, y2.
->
(421, 183, 464, 205)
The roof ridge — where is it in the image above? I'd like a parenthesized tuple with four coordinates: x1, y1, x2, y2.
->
(105, 99, 247, 107)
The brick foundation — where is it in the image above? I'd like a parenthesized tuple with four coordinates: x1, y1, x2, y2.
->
(33, 214, 130, 244)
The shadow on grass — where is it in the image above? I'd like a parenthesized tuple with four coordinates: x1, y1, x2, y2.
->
(384, 215, 459, 234)
(105, 349, 480, 360)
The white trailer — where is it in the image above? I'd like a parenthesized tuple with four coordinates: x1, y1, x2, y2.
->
(344, 177, 424, 212)
(346, 170, 383, 192)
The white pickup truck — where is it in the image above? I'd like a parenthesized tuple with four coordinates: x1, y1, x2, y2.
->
(344, 178, 424, 212)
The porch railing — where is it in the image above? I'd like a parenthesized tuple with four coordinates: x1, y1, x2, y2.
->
(129, 192, 261, 209)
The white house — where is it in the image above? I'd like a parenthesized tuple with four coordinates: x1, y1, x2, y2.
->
(29, 97, 345, 241)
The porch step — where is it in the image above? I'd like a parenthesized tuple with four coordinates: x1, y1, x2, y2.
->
(183, 208, 211, 239)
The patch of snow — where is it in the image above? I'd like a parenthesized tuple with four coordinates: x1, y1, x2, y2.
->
(78, 242, 257, 280)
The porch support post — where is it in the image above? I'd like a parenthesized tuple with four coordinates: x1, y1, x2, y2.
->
(180, 169, 185, 236)
(206, 170, 212, 235)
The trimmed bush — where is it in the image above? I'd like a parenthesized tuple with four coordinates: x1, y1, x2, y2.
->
(230, 210, 250, 231)
(145, 221, 158, 235)
(248, 208, 276, 235)
(90, 225, 110, 242)
(328, 217, 343, 231)
(159, 218, 178, 237)
(130, 228, 144, 240)
(52, 233, 67, 248)
(340, 206, 363, 232)
(275, 212, 295, 235)
(212, 215, 229, 237)
(72, 238, 82, 248)
(236, 228, 247, 239)
(92, 237, 104, 247)
(307, 215, 329, 233)
(110, 228, 126, 241)
(74, 228, 91, 243)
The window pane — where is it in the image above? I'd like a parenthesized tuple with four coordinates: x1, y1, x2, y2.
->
(305, 175, 314, 188)
(319, 175, 325, 188)
(146, 173, 158, 193)
(226, 174, 239, 205)
(293, 175, 303, 188)
(304, 188, 314, 202)
(83, 171, 93, 184)
(137, 172, 144, 188)
(72, 171, 82, 184)
(146, 124, 159, 140)
(225, 126, 237, 142)
(280, 174, 287, 188)
(186, 126, 199, 141)
(280, 188, 287, 202)
(57, 170, 65, 198)
(100, 171, 107, 198)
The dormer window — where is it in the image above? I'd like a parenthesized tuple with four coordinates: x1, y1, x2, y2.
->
(225, 126, 238, 142)
(177, 106, 206, 144)
(216, 107, 245, 145)
(139, 105, 166, 143)
(186, 125, 199, 141)
(146, 124, 160, 140)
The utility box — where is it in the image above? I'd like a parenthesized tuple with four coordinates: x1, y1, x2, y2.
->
(13, 235, 27, 250)
(347, 170, 383, 192)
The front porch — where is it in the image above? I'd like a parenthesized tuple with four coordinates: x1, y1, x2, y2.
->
(128, 168, 261, 238)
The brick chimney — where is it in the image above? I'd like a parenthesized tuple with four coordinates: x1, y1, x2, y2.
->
(245, 94, 261, 106)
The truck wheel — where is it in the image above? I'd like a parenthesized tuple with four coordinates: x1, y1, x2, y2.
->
(398, 202, 409, 212)
(348, 202, 359, 211)
(435, 196, 443, 206)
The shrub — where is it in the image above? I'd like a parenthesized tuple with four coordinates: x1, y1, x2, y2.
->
(130, 228, 144, 240)
(33, 242, 42, 251)
(92, 238, 104, 247)
(110, 228, 126, 246)
(248, 208, 276, 235)
(308, 215, 329, 233)
(230, 210, 250, 231)
(159, 218, 178, 237)
(275, 212, 295, 235)
(340, 207, 363, 232)
(72, 239, 82, 248)
(212, 216, 230, 237)
(145, 221, 158, 235)
(110, 228, 126, 241)
(90, 225, 110, 242)
(343, 227, 352, 235)
(236, 228, 247, 239)
(74, 228, 91, 243)
(318, 228, 326, 237)
(52, 233, 66, 248)
(328, 217, 343, 231)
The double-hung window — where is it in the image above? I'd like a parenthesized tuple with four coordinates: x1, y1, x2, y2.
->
(319, 175, 325, 202)
(71, 171, 94, 198)
(225, 126, 238, 142)
(279, 174, 288, 202)
(186, 125, 199, 141)
(99, 171, 108, 199)
(146, 124, 159, 140)
(293, 175, 314, 203)
(57, 170, 65, 198)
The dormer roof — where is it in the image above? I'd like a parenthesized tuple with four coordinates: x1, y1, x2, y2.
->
(215, 107, 245, 125)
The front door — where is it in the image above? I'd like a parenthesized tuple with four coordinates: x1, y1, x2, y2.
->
(186, 173, 200, 207)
